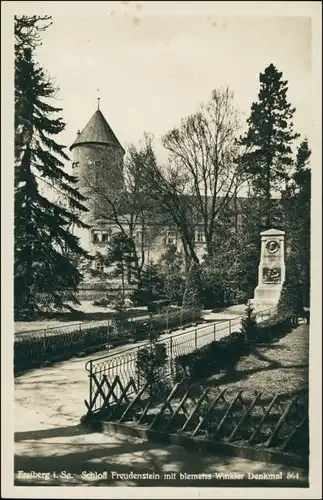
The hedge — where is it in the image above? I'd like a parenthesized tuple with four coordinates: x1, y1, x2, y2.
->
(14, 308, 202, 373)
(174, 312, 293, 382)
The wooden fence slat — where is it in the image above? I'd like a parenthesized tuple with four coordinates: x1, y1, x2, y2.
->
(106, 378, 138, 419)
(150, 383, 180, 429)
(119, 382, 149, 423)
(213, 391, 242, 438)
(265, 395, 299, 448)
(181, 387, 210, 432)
(280, 416, 308, 452)
(227, 392, 262, 442)
(164, 387, 191, 430)
(248, 394, 279, 444)
(115, 377, 132, 406)
(137, 388, 159, 424)
(102, 375, 123, 407)
(192, 388, 228, 436)
(90, 373, 110, 410)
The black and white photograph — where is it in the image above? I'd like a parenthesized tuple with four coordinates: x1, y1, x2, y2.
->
(1, 1, 322, 498)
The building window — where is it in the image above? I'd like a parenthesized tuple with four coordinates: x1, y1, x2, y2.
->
(195, 228, 205, 243)
(101, 229, 112, 243)
(166, 231, 177, 246)
(92, 229, 112, 244)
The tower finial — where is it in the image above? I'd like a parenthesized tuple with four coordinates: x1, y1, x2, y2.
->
(97, 88, 100, 110)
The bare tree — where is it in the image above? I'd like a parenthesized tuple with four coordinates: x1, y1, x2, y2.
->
(81, 144, 164, 283)
(142, 87, 246, 262)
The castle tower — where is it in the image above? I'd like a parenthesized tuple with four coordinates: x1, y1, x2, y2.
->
(69, 103, 125, 254)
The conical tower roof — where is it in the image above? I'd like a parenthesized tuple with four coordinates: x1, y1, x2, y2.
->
(70, 109, 124, 152)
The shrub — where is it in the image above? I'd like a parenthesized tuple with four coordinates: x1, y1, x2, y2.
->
(241, 300, 258, 342)
(136, 327, 168, 394)
(113, 291, 127, 312)
(92, 297, 110, 307)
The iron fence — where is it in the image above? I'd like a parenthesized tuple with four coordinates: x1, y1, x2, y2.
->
(14, 307, 202, 373)
(85, 305, 277, 414)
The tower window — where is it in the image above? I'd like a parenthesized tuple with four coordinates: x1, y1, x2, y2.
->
(195, 228, 205, 243)
(95, 260, 104, 273)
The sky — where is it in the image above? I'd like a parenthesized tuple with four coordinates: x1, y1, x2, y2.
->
(30, 1, 317, 165)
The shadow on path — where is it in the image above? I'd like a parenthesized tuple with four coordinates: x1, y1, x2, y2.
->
(15, 424, 95, 442)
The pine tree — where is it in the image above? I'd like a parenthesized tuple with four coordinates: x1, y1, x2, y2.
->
(238, 63, 300, 227)
(282, 138, 311, 307)
(14, 16, 90, 319)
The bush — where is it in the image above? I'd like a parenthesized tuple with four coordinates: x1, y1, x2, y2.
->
(131, 308, 201, 341)
(241, 301, 258, 342)
(136, 328, 168, 394)
(92, 297, 110, 307)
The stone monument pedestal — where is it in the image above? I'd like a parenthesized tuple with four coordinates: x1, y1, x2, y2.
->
(251, 228, 286, 310)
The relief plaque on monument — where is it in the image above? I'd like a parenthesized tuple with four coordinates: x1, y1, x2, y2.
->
(262, 267, 281, 284)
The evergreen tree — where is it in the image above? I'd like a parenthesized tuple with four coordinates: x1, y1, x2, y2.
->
(182, 262, 204, 310)
(282, 138, 311, 307)
(278, 251, 303, 321)
(14, 16, 90, 319)
(103, 232, 137, 300)
(132, 262, 165, 306)
(158, 247, 185, 305)
(238, 63, 300, 227)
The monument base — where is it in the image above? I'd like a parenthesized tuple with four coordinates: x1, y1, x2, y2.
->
(251, 284, 282, 311)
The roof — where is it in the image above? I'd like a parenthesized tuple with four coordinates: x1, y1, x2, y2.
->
(70, 109, 124, 152)
(260, 228, 285, 236)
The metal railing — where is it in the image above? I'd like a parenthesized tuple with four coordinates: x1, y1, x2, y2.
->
(85, 305, 277, 414)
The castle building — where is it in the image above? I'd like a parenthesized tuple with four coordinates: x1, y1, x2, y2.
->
(70, 105, 208, 281)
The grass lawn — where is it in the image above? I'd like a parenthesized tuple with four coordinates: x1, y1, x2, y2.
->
(205, 323, 309, 400)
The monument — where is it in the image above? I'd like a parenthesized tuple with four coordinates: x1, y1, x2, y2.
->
(252, 228, 286, 308)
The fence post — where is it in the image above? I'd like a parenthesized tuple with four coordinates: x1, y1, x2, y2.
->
(170, 336, 173, 376)
(89, 360, 93, 412)
(195, 328, 197, 350)
(213, 323, 216, 342)
(229, 319, 232, 335)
